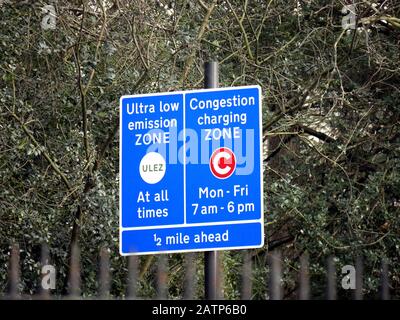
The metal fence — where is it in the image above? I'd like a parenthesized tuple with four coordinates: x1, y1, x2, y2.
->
(1, 243, 391, 300)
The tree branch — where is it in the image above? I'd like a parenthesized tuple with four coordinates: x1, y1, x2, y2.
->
(262, 67, 333, 134)
(226, 0, 254, 60)
(73, 5, 90, 162)
(264, 125, 336, 162)
(299, 125, 336, 143)
(180, 0, 217, 87)
(5, 107, 73, 192)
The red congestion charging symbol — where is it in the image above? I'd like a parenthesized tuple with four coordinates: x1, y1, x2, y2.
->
(209, 147, 236, 179)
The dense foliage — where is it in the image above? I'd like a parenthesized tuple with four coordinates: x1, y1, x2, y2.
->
(0, 0, 399, 298)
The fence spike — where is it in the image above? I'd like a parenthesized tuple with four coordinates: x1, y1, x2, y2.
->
(183, 253, 196, 300)
(156, 255, 168, 299)
(354, 256, 363, 300)
(98, 247, 111, 299)
(39, 243, 51, 300)
(240, 250, 252, 300)
(380, 258, 390, 300)
(8, 243, 20, 300)
(299, 253, 310, 300)
(268, 251, 282, 300)
(127, 256, 139, 299)
(326, 256, 336, 300)
(68, 244, 80, 298)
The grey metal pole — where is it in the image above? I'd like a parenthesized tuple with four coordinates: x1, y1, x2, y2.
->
(204, 61, 219, 89)
(204, 61, 220, 300)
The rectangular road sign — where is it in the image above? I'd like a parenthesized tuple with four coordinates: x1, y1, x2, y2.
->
(120, 86, 263, 255)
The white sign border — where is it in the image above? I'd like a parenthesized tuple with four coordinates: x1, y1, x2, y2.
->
(119, 85, 264, 256)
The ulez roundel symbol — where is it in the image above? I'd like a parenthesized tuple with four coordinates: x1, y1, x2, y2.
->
(120, 85, 264, 255)
(139, 152, 166, 184)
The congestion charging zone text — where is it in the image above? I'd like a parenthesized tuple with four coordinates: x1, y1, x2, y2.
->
(120, 86, 264, 255)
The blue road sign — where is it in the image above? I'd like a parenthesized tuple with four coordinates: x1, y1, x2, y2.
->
(120, 86, 263, 255)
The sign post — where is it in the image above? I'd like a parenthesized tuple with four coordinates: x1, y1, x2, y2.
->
(119, 67, 264, 263)
(204, 61, 220, 300)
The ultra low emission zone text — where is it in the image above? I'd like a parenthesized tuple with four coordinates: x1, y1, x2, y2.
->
(126, 95, 253, 145)
(126, 94, 254, 129)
